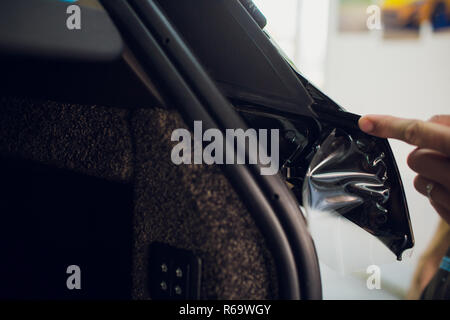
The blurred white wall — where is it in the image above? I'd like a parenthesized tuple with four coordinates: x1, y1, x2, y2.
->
(254, 0, 450, 299)
(325, 0, 450, 299)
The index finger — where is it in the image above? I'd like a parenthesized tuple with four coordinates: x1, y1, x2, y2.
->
(429, 115, 450, 127)
(359, 115, 450, 156)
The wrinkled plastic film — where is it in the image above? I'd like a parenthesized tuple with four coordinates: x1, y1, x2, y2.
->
(302, 129, 407, 273)
(238, 109, 413, 271)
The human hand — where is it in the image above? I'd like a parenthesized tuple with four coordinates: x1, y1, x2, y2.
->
(359, 114, 450, 225)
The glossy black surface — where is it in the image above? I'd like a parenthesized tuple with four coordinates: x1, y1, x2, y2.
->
(238, 107, 414, 260)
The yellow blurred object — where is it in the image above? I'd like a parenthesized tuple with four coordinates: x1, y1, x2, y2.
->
(382, 0, 450, 29)
(382, 0, 425, 28)
(420, 0, 450, 25)
(383, 0, 424, 9)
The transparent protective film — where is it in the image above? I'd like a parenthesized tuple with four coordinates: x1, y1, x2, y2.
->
(303, 129, 412, 274)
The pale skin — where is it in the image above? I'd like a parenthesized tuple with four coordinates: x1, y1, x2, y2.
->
(359, 114, 450, 225)
(406, 220, 450, 299)
(359, 114, 450, 299)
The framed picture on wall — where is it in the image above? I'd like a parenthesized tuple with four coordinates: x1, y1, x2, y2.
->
(338, 0, 373, 32)
(382, 0, 450, 38)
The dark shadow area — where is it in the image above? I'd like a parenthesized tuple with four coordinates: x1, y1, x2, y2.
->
(0, 156, 133, 299)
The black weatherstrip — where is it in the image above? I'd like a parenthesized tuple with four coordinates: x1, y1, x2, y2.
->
(100, 0, 322, 299)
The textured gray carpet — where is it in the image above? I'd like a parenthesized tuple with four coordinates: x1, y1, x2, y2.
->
(0, 96, 278, 299)
(0, 97, 134, 182)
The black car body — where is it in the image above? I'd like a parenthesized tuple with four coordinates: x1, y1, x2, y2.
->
(0, 0, 414, 300)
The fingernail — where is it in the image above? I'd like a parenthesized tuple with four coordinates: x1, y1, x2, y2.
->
(359, 117, 374, 133)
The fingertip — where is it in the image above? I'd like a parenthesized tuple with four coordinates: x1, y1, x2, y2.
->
(428, 114, 450, 126)
(359, 116, 375, 133)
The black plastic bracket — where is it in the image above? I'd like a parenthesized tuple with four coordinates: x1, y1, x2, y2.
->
(148, 243, 201, 300)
